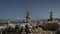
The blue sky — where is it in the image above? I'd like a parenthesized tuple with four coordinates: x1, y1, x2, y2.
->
(0, 0, 60, 20)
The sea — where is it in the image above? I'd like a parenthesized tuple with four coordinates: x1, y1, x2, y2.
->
(0, 23, 7, 26)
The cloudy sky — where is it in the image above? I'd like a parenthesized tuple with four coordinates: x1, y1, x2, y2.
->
(0, 0, 60, 20)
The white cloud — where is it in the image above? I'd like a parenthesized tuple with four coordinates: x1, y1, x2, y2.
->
(16, 18, 21, 20)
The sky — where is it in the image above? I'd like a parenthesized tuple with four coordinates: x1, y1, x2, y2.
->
(0, 0, 60, 20)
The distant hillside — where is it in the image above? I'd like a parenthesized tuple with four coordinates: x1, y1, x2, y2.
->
(0, 18, 60, 23)
(0, 19, 7, 23)
(11, 20, 25, 24)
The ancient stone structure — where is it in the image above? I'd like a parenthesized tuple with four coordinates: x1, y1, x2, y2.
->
(25, 10, 31, 23)
(48, 11, 54, 21)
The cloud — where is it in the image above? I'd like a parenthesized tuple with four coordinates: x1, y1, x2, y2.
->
(16, 18, 21, 20)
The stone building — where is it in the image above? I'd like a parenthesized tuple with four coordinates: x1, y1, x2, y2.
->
(48, 11, 54, 21)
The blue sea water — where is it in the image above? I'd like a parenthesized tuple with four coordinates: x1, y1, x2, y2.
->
(0, 23, 7, 26)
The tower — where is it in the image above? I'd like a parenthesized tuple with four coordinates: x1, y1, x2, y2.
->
(50, 11, 54, 21)
(6, 19, 10, 25)
(48, 10, 54, 21)
(25, 10, 31, 23)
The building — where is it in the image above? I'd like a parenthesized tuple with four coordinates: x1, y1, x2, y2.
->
(25, 10, 31, 23)
(48, 11, 54, 21)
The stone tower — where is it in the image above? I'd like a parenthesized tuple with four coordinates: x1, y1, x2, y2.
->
(6, 19, 10, 25)
(48, 11, 54, 21)
(25, 10, 31, 23)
